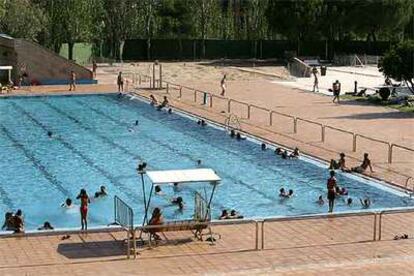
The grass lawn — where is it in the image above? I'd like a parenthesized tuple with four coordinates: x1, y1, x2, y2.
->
(341, 94, 414, 113)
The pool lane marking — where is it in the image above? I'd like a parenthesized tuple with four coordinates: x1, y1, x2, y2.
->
(76, 97, 276, 204)
(9, 102, 138, 201)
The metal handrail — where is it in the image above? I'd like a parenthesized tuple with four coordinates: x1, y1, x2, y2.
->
(296, 117, 324, 142)
(389, 144, 414, 164)
(323, 125, 355, 144)
(261, 211, 378, 249)
(377, 207, 414, 241)
(354, 134, 391, 162)
(405, 177, 414, 196)
(228, 99, 249, 116)
(269, 110, 295, 125)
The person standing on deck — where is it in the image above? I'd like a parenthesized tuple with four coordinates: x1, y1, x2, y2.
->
(117, 72, 124, 92)
(312, 67, 319, 92)
(332, 80, 341, 103)
(327, 170, 337, 212)
(220, 74, 227, 96)
(76, 189, 90, 231)
(92, 60, 97, 79)
(69, 71, 76, 91)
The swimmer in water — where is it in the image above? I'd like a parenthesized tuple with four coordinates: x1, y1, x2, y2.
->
(275, 148, 283, 155)
(290, 147, 300, 158)
(61, 198, 73, 208)
(230, 129, 235, 138)
(228, 209, 243, 219)
(94, 186, 107, 198)
(219, 210, 229, 220)
(154, 185, 164, 196)
(347, 198, 353, 206)
(281, 150, 289, 159)
(261, 143, 266, 151)
(317, 195, 324, 205)
(279, 188, 287, 197)
(135, 120, 139, 126)
(236, 132, 246, 140)
(47, 131, 53, 138)
(360, 197, 371, 208)
(171, 196, 184, 210)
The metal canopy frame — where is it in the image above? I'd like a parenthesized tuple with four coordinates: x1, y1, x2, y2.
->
(137, 168, 221, 241)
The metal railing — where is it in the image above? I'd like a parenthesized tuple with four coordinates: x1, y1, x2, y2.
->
(134, 73, 414, 170)
(377, 207, 414, 241)
(114, 195, 135, 259)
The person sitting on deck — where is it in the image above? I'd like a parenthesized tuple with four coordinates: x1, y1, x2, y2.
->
(11, 209, 24, 233)
(148, 207, 164, 240)
(149, 94, 158, 106)
(228, 209, 243, 219)
(352, 153, 374, 173)
(171, 196, 184, 210)
(329, 153, 351, 172)
(38, 221, 54, 231)
(157, 96, 169, 110)
(94, 186, 107, 198)
(61, 198, 74, 208)
(1, 212, 14, 231)
(219, 210, 229, 220)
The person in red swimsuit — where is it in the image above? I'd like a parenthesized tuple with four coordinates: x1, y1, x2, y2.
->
(76, 189, 90, 231)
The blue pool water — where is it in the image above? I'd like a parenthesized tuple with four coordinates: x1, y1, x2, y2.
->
(0, 94, 412, 231)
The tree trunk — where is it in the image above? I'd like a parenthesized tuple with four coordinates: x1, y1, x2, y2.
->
(119, 40, 125, 63)
(68, 42, 74, 61)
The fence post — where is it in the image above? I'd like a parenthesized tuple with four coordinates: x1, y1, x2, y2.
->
(261, 221, 265, 250)
(209, 94, 213, 108)
(373, 213, 377, 241)
(179, 87, 182, 98)
(268, 111, 272, 126)
(149, 77, 152, 89)
(227, 100, 231, 113)
(194, 90, 197, 102)
(255, 221, 259, 250)
(293, 118, 297, 134)
(378, 213, 383, 241)
(388, 144, 393, 164)
(353, 134, 357, 152)
(166, 83, 169, 94)
(247, 105, 251, 119)
(321, 125, 325, 142)
(139, 75, 141, 85)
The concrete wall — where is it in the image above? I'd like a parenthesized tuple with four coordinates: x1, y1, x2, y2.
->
(13, 39, 94, 84)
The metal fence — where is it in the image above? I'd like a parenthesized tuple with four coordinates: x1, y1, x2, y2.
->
(131, 74, 414, 189)
(114, 195, 135, 258)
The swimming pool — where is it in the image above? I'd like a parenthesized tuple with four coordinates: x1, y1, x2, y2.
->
(0, 93, 412, 231)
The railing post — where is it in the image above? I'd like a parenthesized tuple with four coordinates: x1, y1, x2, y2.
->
(268, 111, 272, 126)
(179, 87, 182, 98)
(321, 125, 325, 142)
(127, 229, 131, 259)
(166, 83, 169, 94)
(353, 134, 357, 152)
(227, 100, 231, 113)
(194, 90, 197, 102)
(261, 221, 265, 250)
(139, 75, 141, 85)
(378, 212, 383, 241)
(255, 221, 259, 250)
(373, 213, 377, 241)
(149, 77, 152, 89)
(388, 144, 393, 164)
(293, 118, 297, 134)
(247, 105, 251, 119)
(209, 94, 213, 108)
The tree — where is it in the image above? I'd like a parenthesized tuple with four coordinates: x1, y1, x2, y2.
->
(379, 40, 414, 93)
(0, 0, 45, 41)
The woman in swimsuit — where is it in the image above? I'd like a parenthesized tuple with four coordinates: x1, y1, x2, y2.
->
(327, 171, 337, 213)
(76, 189, 90, 231)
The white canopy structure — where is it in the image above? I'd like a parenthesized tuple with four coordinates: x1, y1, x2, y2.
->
(146, 168, 221, 185)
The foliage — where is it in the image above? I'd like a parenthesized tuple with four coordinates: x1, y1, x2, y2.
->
(0, 0, 45, 41)
(379, 40, 414, 93)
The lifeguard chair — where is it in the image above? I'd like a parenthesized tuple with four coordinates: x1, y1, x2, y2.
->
(135, 166, 221, 249)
